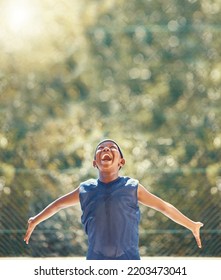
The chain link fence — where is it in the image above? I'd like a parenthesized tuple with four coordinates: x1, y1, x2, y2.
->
(1, 0, 221, 259)
(0, 168, 220, 258)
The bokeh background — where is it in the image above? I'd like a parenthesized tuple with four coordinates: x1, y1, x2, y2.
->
(0, 0, 221, 258)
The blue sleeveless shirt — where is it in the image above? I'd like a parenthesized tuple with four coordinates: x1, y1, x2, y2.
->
(79, 176, 140, 260)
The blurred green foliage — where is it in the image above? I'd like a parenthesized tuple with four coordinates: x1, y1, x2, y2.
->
(0, 0, 221, 257)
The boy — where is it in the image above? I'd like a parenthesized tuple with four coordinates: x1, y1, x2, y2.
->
(24, 139, 203, 260)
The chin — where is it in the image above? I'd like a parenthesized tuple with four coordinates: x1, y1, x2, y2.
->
(100, 164, 114, 170)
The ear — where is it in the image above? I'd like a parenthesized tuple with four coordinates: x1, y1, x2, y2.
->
(93, 160, 97, 168)
(119, 158, 125, 168)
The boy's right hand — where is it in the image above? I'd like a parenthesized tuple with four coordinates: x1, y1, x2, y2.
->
(192, 221, 204, 248)
(24, 217, 36, 245)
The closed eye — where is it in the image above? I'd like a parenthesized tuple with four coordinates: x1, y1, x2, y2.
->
(97, 146, 103, 150)
(110, 146, 118, 150)
(97, 145, 117, 149)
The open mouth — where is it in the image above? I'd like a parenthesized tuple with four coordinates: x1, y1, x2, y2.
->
(101, 154, 112, 161)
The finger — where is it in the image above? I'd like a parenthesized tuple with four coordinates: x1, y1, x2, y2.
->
(24, 233, 29, 244)
(25, 234, 31, 244)
(196, 236, 202, 248)
(194, 227, 203, 248)
(199, 222, 204, 228)
(24, 229, 32, 244)
(198, 222, 203, 248)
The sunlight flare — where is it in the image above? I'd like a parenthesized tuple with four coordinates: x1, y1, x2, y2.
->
(4, 0, 40, 34)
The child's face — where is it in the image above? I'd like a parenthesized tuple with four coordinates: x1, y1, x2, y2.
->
(93, 141, 125, 171)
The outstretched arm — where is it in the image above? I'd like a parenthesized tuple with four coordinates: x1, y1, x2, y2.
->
(138, 184, 203, 248)
(24, 187, 80, 244)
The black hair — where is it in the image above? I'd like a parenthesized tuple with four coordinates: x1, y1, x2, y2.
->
(94, 139, 123, 159)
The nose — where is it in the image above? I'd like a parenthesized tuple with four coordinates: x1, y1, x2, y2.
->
(103, 146, 110, 152)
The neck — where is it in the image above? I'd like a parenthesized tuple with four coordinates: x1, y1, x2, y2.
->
(98, 171, 119, 183)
